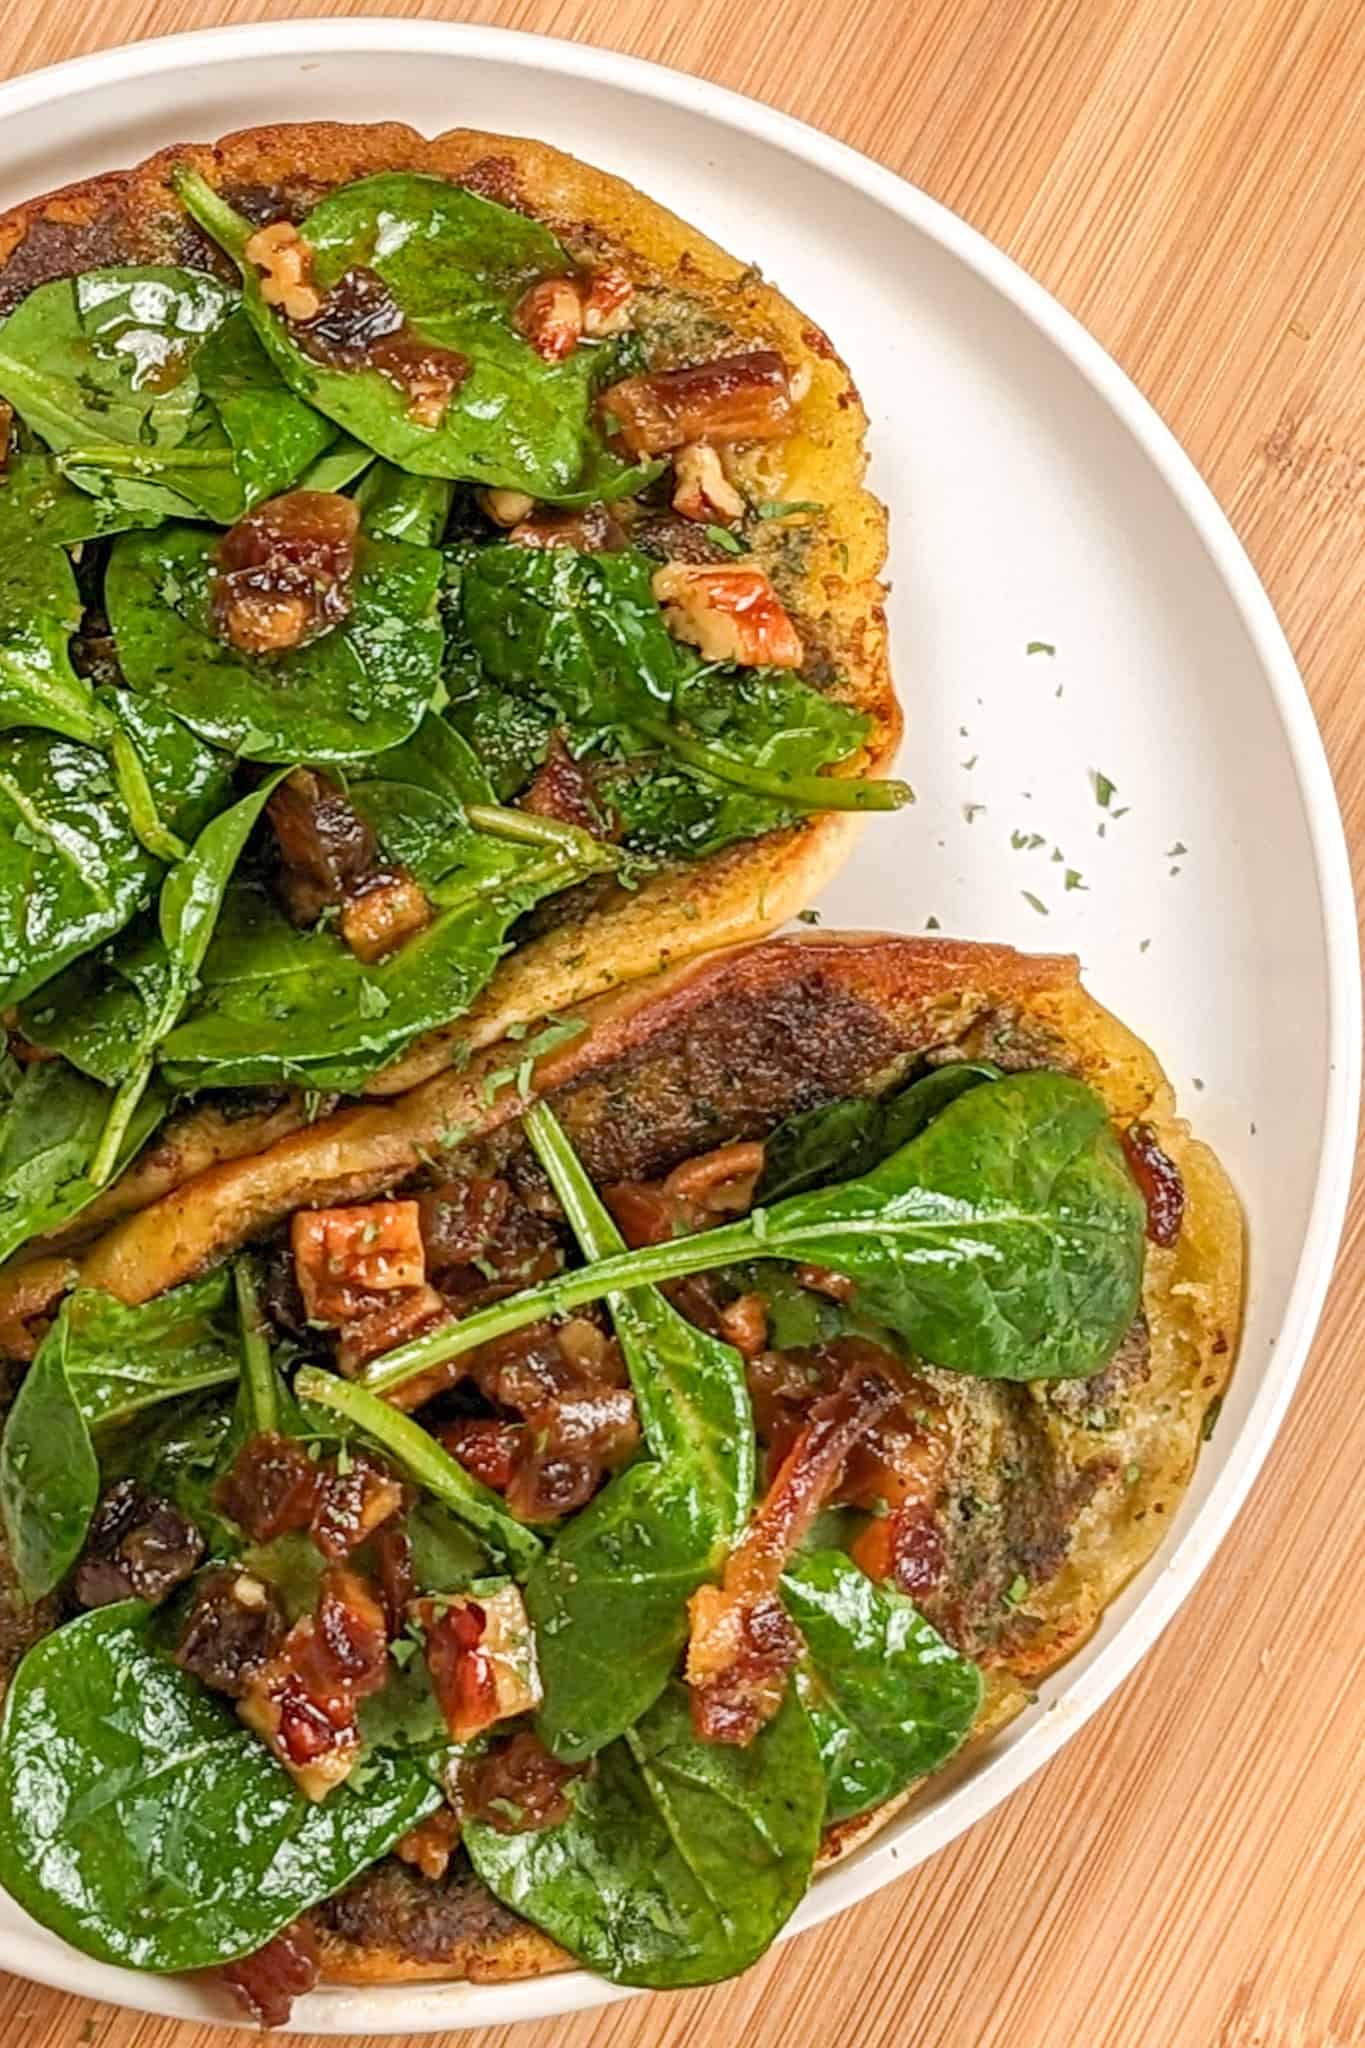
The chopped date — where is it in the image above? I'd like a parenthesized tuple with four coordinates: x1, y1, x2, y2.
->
(438, 1416, 526, 1492)
(335, 1283, 450, 1377)
(1121, 1122, 1186, 1247)
(339, 869, 433, 963)
(685, 1344, 901, 1743)
(175, 1566, 287, 1698)
(73, 1479, 204, 1609)
(508, 502, 624, 552)
(238, 1568, 388, 1799)
(456, 1729, 582, 1833)
(219, 1918, 320, 2030)
(295, 266, 470, 426)
(418, 1584, 541, 1742)
(310, 1452, 404, 1559)
(215, 1431, 323, 1543)
(372, 1520, 417, 1635)
(597, 349, 793, 454)
(518, 731, 611, 839)
(211, 490, 359, 655)
(268, 768, 381, 927)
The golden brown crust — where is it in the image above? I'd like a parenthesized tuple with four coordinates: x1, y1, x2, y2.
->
(0, 121, 896, 1099)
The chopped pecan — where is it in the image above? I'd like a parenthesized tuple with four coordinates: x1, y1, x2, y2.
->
(651, 561, 803, 667)
(664, 1141, 766, 1213)
(292, 1200, 427, 1325)
(212, 490, 359, 655)
(672, 442, 745, 524)
(513, 276, 583, 361)
(580, 265, 635, 338)
(244, 220, 320, 321)
(395, 1806, 461, 1881)
(598, 350, 793, 454)
(219, 1918, 320, 2029)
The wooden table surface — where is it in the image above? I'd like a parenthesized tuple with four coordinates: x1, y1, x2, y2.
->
(0, 1, 1361, 2044)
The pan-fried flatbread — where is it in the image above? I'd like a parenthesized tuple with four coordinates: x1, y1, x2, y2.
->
(0, 121, 896, 1109)
(0, 934, 1241, 1984)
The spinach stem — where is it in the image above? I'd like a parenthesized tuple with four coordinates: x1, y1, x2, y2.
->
(108, 729, 189, 863)
(361, 1214, 759, 1400)
(233, 1256, 278, 1436)
(638, 718, 913, 813)
(89, 1058, 154, 1187)
(58, 447, 234, 476)
(294, 1367, 543, 1574)
(172, 166, 253, 260)
(465, 802, 621, 871)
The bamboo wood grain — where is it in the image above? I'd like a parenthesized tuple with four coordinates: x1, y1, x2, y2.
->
(0, 2, 1362, 2044)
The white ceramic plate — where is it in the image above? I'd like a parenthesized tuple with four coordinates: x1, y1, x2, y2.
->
(0, 19, 1356, 2034)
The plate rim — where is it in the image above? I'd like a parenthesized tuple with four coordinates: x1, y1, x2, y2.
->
(0, 15, 1357, 2034)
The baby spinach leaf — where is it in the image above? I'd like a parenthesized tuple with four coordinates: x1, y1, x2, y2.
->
(0, 534, 102, 743)
(106, 522, 444, 763)
(0, 1270, 239, 1600)
(0, 731, 161, 1009)
(0, 268, 235, 488)
(194, 308, 338, 512)
(97, 688, 236, 843)
(461, 543, 677, 732)
(0, 1601, 441, 1970)
(85, 774, 285, 1180)
(466, 1680, 824, 1987)
(294, 1366, 543, 1576)
(521, 1101, 754, 1761)
(781, 1549, 982, 1823)
(458, 544, 907, 816)
(365, 1071, 1148, 1396)
(354, 460, 455, 546)
(0, 1055, 166, 1264)
(0, 446, 159, 548)
(756, 1062, 1003, 1205)
(407, 1497, 490, 1590)
(177, 170, 644, 501)
(157, 748, 613, 1093)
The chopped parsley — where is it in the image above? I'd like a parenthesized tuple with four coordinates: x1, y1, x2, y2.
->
(1064, 869, 1087, 891)
(1004, 1573, 1029, 1606)
(1026, 641, 1056, 657)
(1091, 770, 1117, 808)
(796, 907, 822, 925)
(1021, 890, 1049, 915)
(756, 499, 824, 519)
(705, 523, 747, 555)
(1011, 830, 1046, 852)
(1201, 1397, 1223, 1441)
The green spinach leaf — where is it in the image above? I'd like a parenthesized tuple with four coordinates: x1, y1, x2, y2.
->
(0, 1270, 239, 1600)
(0, 538, 103, 743)
(522, 1101, 754, 1760)
(0, 446, 159, 548)
(0, 731, 161, 1008)
(0, 1601, 440, 1970)
(781, 1549, 981, 1823)
(365, 1071, 1148, 1394)
(106, 522, 444, 763)
(466, 1680, 823, 1987)
(0, 1055, 166, 1264)
(354, 460, 455, 546)
(756, 1061, 1003, 1204)
(177, 169, 647, 501)
(0, 269, 236, 502)
(458, 544, 906, 816)
(85, 774, 285, 1180)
